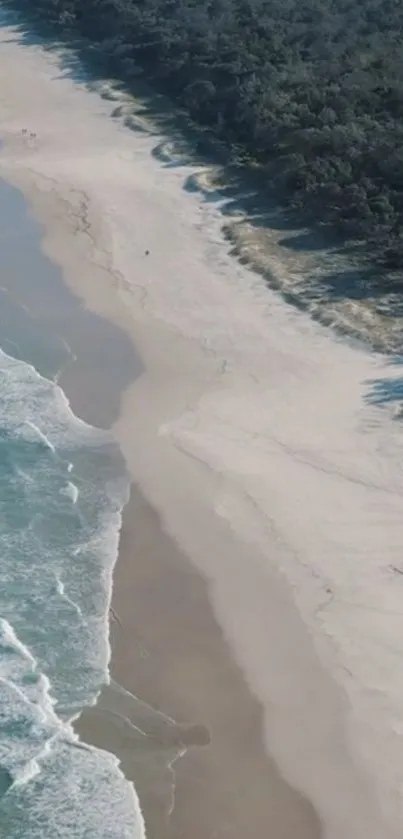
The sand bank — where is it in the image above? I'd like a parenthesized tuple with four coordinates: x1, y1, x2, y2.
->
(0, 10, 403, 839)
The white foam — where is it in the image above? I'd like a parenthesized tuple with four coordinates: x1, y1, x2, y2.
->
(25, 420, 56, 453)
(61, 480, 79, 503)
(0, 336, 138, 834)
(12, 757, 41, 786)
(0, 619, 69, 787)
(54, 574, 83, 619)
(0, 620, 65, 729)
(0, 619, 36, 669)
(0, 347, 110, 452)
(0, 617, 144, 839)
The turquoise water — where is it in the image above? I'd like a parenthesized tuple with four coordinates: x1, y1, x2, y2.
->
(0, 182, 144, 837)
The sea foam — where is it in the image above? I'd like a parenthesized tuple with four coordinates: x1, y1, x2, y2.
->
(0, 348, 143, 839)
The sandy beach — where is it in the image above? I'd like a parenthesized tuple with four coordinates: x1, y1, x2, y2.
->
(1, 9, 403, 839)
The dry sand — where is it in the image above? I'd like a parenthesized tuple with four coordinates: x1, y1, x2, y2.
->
(1, 9, 403, 839)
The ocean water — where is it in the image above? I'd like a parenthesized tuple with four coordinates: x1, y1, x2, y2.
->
(0, 182, 144, 838)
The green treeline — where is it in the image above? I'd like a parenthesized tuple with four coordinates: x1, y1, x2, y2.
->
(17, 0, 403, 279)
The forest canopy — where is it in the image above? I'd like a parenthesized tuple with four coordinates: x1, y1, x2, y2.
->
(13, 0, 403, 279)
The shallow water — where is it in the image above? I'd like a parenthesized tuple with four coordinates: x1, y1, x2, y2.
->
(0, 180, 144, 837)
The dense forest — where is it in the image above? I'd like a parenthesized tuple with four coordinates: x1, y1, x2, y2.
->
(10, 0, 403, 283)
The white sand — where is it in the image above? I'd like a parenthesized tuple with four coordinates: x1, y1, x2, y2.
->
(1, 9, 403, 837)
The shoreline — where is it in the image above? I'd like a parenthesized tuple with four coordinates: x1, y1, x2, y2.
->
(1, 14, 403, 839)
